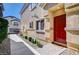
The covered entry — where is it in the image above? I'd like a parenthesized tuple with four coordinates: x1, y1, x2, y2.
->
(48, 4, 67, 46)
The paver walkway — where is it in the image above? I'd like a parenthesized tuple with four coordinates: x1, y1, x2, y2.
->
(9, 34, 39, 55)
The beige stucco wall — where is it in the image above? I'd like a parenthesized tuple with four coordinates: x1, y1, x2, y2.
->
(20, 4, 51, 42)
(31, 5, 51, 41)
(65, 4, 79, 51)
(65, 3, 79, 8)
(20, 5, 31, 36)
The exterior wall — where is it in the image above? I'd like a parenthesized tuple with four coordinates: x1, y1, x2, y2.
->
(20, 3, 53, 42)
(65, 4, 79, 51)
(65, 3, 79, 8)
(43, 3, 57, 10)
(20, 4, 31, 36)
(20, 3, 79, 51)
(32, 5, 47, 41)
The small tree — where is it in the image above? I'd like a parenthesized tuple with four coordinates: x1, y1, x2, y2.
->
(0, 18, 8, 43)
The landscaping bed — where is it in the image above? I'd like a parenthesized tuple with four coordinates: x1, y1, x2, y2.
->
(20, 35, 43, 49)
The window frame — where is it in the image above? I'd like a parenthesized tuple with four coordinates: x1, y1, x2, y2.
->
(36, 19, 44, 31)
(13, 21, 18, 26)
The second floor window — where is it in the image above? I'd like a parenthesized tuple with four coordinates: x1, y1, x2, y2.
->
(14, 22, 18, 26)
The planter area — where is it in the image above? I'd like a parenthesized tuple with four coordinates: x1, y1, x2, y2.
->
(20, 35, 43, 48)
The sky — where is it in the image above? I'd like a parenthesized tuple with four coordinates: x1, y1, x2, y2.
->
(3, 3, 24, 19)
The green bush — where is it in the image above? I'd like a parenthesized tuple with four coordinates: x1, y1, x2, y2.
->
(25, 36, 28, 39)
(29, 37, 32, 41)
(31, 39, 36, 44)
(0, 18, 8, 43)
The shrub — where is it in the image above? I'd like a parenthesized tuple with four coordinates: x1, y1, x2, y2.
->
(31, 39, 36, 44)
(34, 39, 37, 44)
(29, 37, 32, 41)
(25, 36, 28, 39)
(0, 18, 8, 43)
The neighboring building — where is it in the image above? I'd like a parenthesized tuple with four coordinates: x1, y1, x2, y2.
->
(4, 16, 20, 34)
(20, 3, 79, 51)
(0, 3, 4, 17)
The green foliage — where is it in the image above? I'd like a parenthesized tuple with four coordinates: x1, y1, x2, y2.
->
(23, 36, 43, 48)
(25, 36, 28, 39)
(0, 18, 8, 43)
(29, 37, 32, 41)
(31, 39, 36, 44)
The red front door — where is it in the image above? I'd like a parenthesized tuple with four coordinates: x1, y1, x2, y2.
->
(54, 14, 66, 44)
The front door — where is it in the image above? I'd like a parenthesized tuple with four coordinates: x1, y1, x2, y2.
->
(54, 14, 66, 45)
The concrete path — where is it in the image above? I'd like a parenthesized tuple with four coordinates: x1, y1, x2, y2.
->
(36, 43, 66, 55)
(8, 34, 40, 55)
(8, 34, 79, 55)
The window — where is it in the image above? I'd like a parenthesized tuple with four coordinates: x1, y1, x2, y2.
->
(13, 22, 18, 26)
(36, 19, 44, 30)
(29, 22, 33, 28)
